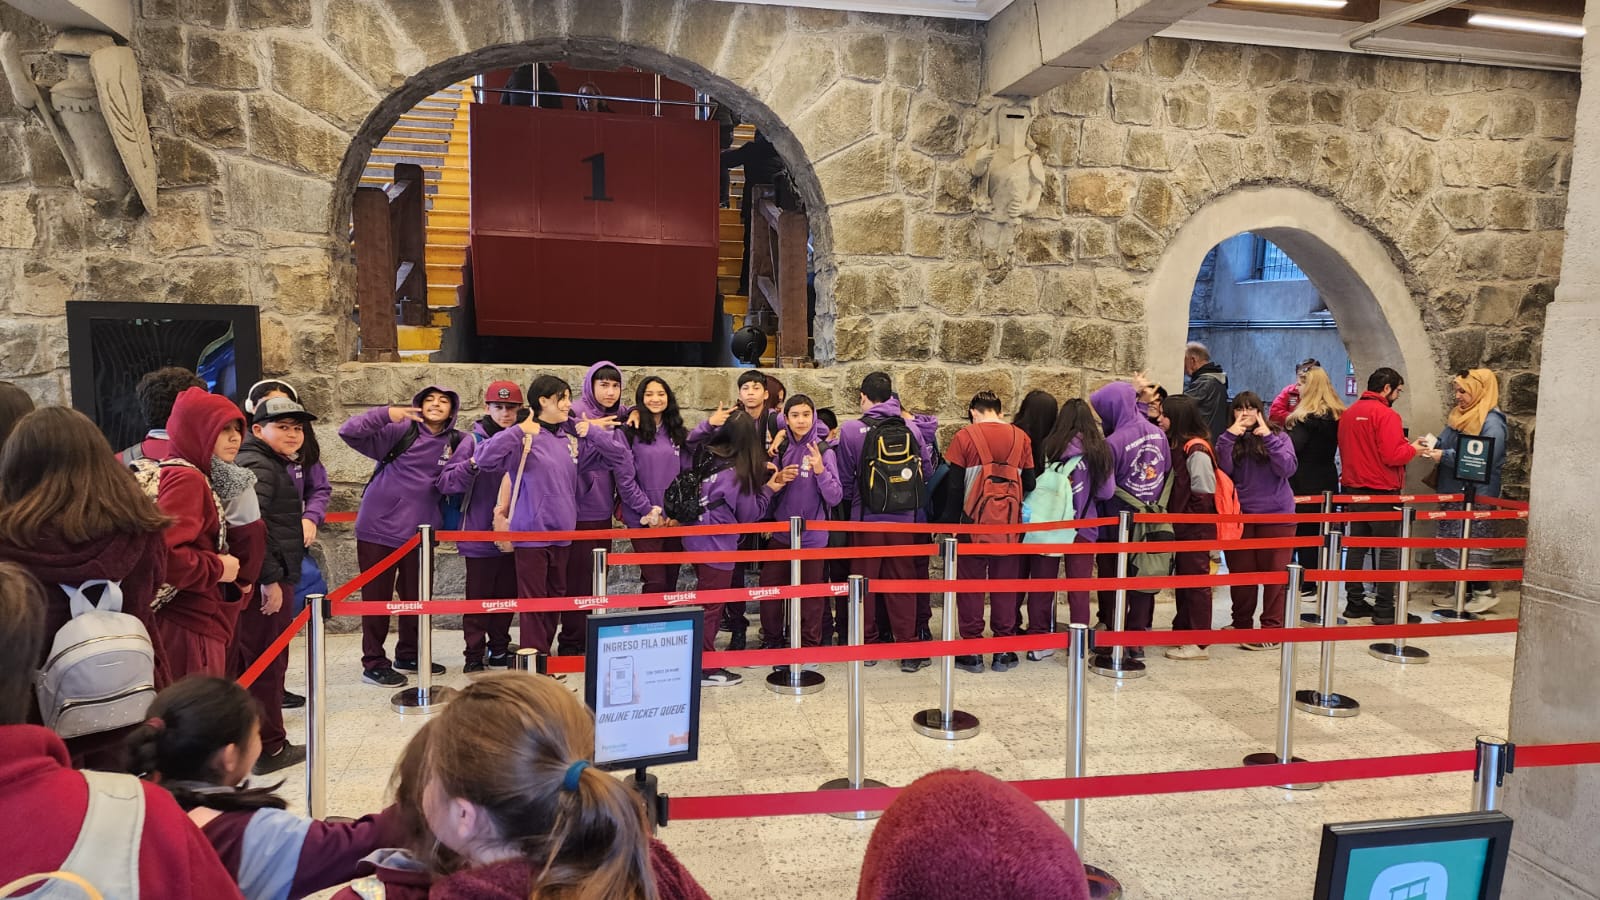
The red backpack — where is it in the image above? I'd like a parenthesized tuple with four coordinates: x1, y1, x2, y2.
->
(962, 427, 1026, 544)
(1185, 438, 1243, 542)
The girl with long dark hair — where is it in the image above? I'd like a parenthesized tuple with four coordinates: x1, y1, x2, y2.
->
(1217, 391, 1298, 647)
(1162, 394, 1218, 660)
(1030, 399, 1115, 632)
(619, 376, 691, 595)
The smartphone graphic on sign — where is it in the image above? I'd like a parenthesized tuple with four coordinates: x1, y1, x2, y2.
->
(607, 656, 634, 707)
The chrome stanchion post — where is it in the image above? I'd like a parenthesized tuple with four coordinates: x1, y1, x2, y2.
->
(1302, 520, 1346, 626)
(820, 575, 886, 819)
(1372, 506, 1428, 663)
(769, 516, 825, 695)
(1244, 565, 1321, 790)
(1301, 490, 1333, 610)
(591, 546, 608, 614)
(306, 592, 328, 819)
(1091, 511, 1145, 679)
(1064, 622, 1123, 899)
(393, 525, 455, 715)
(913, 537, 980, 739)
(1295, 532, 1359, 717)
(1472, 735, 1514, 811)
(1435, 488, 1482, 622)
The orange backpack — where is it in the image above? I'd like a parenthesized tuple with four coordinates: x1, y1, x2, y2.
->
(1185, 438, 1243, 542)
(962, 427, 1026, 544)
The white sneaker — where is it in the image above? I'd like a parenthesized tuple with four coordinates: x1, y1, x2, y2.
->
(1027, 649, 1055, 661)
(1164, 644, 1208, 661)
(1433, 596, 1457, 608)
(1464, 590, 1499, 615)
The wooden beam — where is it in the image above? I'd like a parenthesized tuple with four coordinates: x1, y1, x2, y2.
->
(775, 208, 808, 364)
(392, 163, 428, 326)
(353, 186, 399, 361)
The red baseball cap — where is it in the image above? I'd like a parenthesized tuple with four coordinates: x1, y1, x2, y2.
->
(484, 381, 525, 405)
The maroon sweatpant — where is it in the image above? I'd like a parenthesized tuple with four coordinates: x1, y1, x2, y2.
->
(1062, 550, 1095, 626)
(157, 619, 228, 681)
(629, 534, 684, 595)
(1095, 551, 1153, 631)
(1172, 550, 1213, 635)
(1022, 554, 1060, 634)
(758, 544, 825, 648)
(850, 530, 925, 643)
(559, 520, 612, 655)
(463, 554, 516, 664)
(514, 545, 569, 655)
(956, 553, 1023, 639)
(227, 582, 293, 753)
(694, 564, 735, 652)
(356, 540, 421, 671)
(1229, 522, 1295, 629)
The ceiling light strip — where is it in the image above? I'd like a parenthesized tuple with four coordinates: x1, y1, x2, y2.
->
(1467, 13, 1584, 39)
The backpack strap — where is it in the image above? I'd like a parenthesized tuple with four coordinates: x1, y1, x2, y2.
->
(119, 445, 143, 467)
(59, 580, 125, 617)
(371, 422, 422, 482)
(52, 771, 144, 900)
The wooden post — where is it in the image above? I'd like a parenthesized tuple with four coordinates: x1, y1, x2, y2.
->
(353, 186, 399, 361)
(776, 207, 808, 363)
(391, 163, 428, 327)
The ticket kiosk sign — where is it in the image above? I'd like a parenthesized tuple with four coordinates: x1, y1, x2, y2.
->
(584, 608, 702, 770)
(1453, 435, 1496, 486)
(469, 103, 719, 341)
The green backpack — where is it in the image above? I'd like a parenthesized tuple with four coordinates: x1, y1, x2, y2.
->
(1113, 475, 1175, 578)
(1021, 457, 1084, 546)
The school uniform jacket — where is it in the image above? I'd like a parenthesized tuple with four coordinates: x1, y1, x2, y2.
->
(338, 385, 461, 548)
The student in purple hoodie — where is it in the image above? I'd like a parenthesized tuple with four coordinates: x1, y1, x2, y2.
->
(618, 376, 688, 594)
(474, 375, 624, 657)
(758, 395, 843, 653)
(1215, 391, 1298, 648)
(1089, 380, 1172, 652)
(687, 410, 790, 687)
(835, 372, 940, 660)
(1031, 398, 1115, 636)
(339, 384, 463, 688)
(438, 381, 528, 673)
(562, 361, 631, 655)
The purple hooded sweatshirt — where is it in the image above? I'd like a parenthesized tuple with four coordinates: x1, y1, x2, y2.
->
(571, 361, 634, 522)
(682, 461, 774, 570)
(339, 385, 462, 548)
(834, 397, 940, 523)
(1215, 430, 1299, 514)
(617, 422, 690, 529)
(474, 418, 594, 549)
(288, 461, 332, 526)
(768, 419, 843, 548)
(438, 414, 523, 558)
(1089, 382, 1171, 513)
(1053, 435, 1117, 543)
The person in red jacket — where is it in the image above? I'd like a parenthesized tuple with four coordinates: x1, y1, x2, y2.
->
(1336, 368, 1431, 624)
(0, 407, 173, 768)
(155, 387, 249, 680)
(0, 562, 245, 900)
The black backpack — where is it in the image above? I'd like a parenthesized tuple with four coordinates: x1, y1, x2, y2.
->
(662, 449, 733, 524)
(858, 415, 924, 515)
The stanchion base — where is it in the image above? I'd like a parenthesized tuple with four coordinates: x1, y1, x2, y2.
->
(1432, 608, 1480, 622)
(1088, 653, 1147, 680)
(1300, 612, 1348, 626)
(1242, 752, 1323, 790)
(911, 708, 981, 740)
(1085, 864, 1123, 900)
(1369, 642, 1430, 664)
(765, 669, 826, 695)
(817, 777, 887, 820)
(391, 685, 456, 716)
(1294, 689, 1360, 717)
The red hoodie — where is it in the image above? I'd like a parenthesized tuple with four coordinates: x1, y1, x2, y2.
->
(0, 724, 244, 900)
(1336, 391, 1417, 492)
(156, 388, 248, 643)
(331, 841, 711, 900)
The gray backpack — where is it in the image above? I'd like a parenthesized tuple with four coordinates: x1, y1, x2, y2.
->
(36, 580, 158, 740)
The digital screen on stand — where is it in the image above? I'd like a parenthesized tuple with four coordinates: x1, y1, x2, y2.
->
(1313, 811, 1512, 900)
(584, 608, 702, 770)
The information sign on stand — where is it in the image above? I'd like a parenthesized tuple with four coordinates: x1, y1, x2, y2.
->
(584, 608, 703, 770)
(1312, 810, 1512, 900)
(1453, 435, 1496, 486)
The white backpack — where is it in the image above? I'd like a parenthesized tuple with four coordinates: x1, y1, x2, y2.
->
(0, 771, 145, 899)
(36, 580, 158, 740)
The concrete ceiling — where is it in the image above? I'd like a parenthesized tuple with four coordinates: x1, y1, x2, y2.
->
(710, 0, 1018, 20)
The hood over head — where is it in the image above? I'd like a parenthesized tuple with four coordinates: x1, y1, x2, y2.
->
(575, 360, 625, 418)
(1089, 382, 1139, 435)
(412, 385, 460, 431)
(166, 387, 246, 475)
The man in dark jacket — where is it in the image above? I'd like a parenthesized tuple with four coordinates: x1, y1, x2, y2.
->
(232, 396, 316, 774)
(722, 131, 785, 293)
(1182, 342, 1231, 441)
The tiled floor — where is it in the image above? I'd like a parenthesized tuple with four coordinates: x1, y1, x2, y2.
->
(282, 583, 1517, 899)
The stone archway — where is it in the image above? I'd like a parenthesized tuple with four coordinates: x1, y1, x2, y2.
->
(1145, 185, 1445, 434)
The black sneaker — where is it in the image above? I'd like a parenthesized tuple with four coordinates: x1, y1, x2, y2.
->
(1372, 613, 1421, 626)
(991, 652, 1019, 672)
(463, 660, 487, 674)
(393, 660, 445, 675)
(253, 743, 307, 776)
(900, 657, 930, 673)
(1299, 584, 1319, 598)
(281, 690, 305, 709)
(486, 652, 514, 668)
(702, 668, 742, 686)
(1127, 647, 1145, 660)
(362, 666, 407, 687)
(917, 624, 933, 642)
(727, 631, 747, 652)
(1343, 601, 1377, 619)
(954, 654, 985, 674)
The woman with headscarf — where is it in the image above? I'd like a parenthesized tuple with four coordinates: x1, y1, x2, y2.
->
(1418, 368, 1508, 614)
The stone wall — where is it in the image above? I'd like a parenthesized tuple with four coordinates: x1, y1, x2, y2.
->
(0, 2, 1577, 500)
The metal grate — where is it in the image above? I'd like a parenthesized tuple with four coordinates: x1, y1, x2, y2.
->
(1251, 235, 1308, 282)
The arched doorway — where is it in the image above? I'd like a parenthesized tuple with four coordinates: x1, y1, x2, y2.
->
(1146, 186, 1444, 436)
(331, 43, 827, 368)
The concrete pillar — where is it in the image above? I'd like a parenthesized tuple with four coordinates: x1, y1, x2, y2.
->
(984, 0, 1212, 97)
(1502, 3, 1600, 897)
